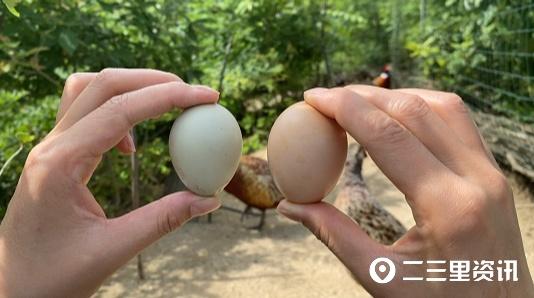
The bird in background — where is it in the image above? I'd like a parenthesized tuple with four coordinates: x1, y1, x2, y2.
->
(224, 155, 284, 230)
(163, 155, 282, 229)
(372, 64, 392, 89)
(334, 143, 406, 245)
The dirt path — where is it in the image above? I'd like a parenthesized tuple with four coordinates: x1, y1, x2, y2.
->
(94, 146, 534, 298)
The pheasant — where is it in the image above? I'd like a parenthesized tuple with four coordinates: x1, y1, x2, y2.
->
(372, 64, 392, 89)
(224, 155, 284, 230)
(334, 143, 406, 245)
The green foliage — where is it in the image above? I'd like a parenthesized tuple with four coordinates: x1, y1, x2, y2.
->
(2, 0, 19, 17)
(405, 0, 534, 122)
(1, 0, 397, 217)
(2, 0, 530, 218)
(0, 91, 57, 214)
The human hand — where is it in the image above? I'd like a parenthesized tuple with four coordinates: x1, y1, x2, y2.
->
(277, 85, 534, 297)
(0, 69, 221, 297)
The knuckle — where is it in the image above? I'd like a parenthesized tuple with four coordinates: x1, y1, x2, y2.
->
(108, 93, 129, 108)
(311, 222, 336, 251)
(364, 111, 407, 145)
(157, 213, 174, 237)
(25, 145, 46, 172)
(336, 92, 356, 112)
(25, 143, 55, 172)
(331, 86, 354, 98)
(484, 171, 512, 203)
(157, 203, 188, 238)
(94, 68, 118, 87)
(26, 141, 72, 172)
(333, 87, 363, 115)
(440, 93, 468, 114)
(168, 73, 183, 82)
(307, 218, 349, 259)
(64, 73, 85, 90)
(23, 143, 63, 193)
(390, 94, 430, 120)
(456, 188, 489, 232)
(324, 87, 355, 107)
(467, 189, 488, 216)
(103, 93, 132, 125)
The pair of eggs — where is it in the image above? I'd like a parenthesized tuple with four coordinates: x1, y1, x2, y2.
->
(169, 102, 347, 203)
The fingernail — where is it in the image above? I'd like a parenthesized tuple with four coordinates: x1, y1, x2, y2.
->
(126, 134, 136, 153)
(192, 84, 219, 95)
(303, 88, 329, 99)
(276, 200, 301, 220)
(191, 197, 221, 217)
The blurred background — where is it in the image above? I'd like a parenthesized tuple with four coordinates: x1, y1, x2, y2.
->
(1, 0, 533, 215)
(0, 1, 533, 297)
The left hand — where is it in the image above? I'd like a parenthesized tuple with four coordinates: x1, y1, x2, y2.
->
(0, 68, 221, 297)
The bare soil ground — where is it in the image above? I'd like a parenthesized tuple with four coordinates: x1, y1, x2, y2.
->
(94, 147, 534, 298)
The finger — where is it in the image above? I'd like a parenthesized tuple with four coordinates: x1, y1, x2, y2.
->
(105, 192, 220, 271)
(304, 87, 453, 204)
(344, 85, 476, 175)
(277, 200, 392, 297)
(56, 72, 135, 154)
(56, 73, 97, 123)
(115, 133, 136, 154)
(64, 82, 218, 171)
(56, 68, 182, 131)
(397, 88, 498, 167)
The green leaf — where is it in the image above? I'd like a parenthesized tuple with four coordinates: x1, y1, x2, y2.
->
(2, 0, 20, 17)
(58, 31, 79, 55)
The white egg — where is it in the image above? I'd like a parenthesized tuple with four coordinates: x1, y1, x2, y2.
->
(169, 104, 242, 196)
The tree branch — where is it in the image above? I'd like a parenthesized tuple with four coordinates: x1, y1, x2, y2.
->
(130, 128, 145, 280)
(217, 35, 233, 98)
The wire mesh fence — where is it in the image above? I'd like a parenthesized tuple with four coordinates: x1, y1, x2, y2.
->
(449, 2, 534, 179)
(456, 3, 534, 123)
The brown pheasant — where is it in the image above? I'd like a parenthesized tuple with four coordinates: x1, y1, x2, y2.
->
(334, 143, 406, 245)
(225, 155, 284, 230)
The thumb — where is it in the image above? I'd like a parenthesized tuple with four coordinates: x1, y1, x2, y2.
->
(105, 192, 220, 264)
(277, 199, 393, 294)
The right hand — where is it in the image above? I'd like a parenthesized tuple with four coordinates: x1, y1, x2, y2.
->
(277, 85, 534, 297)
